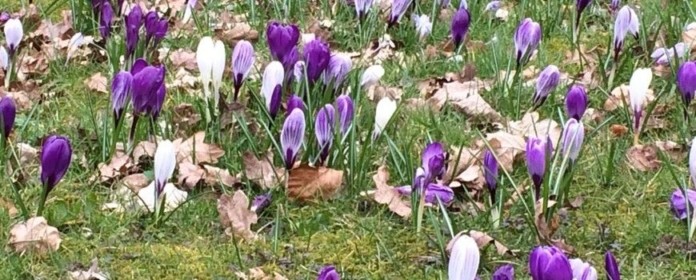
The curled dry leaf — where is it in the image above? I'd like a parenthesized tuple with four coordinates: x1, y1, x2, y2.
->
(174, 131, 225, 164)
(216, 22, 260, 46)
(610, 124, 629, 138)
(98, 154, 133, 183)
(121, 173, 149, 193)
(178, 161, 239, 189)
(243, 151, 286, 189)
(369, 166, 411, 218)
(217, 190, 258, 241)
(84, 72, 108, 94)
(286, 164, 343, 201)
(8, 216, 62, 254)
(69, 258, 109, 280)
(626, 144, 661, 172)
(427, 81, 502, 122)
(604, 84, 655, 112)
(468, 230, 514, 256)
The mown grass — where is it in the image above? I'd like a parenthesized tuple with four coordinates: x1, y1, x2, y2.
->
(0, 0, 696, 279)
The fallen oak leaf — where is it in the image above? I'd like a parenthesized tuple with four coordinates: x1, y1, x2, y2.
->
(286, 164, 343, 201)
(217, 190, 258, 241)
(243, 151, 286, 189)
(8, 216, 62, 254)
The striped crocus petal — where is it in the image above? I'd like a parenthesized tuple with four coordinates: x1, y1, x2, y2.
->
(231, 40, 255, 98)
(570, 258, 598, 280)
(447, 234, 480, 280)
(560, 118, 585, 163)
(513, 18, 542, 66)
(323, 53, 352, 89)
(281, 109, 306, 170)
(261, 61, 285, 118)
(534, 65, 560, 108)
(389, 0, 411, 27)
(335, 94, 354, 136)
(613, 6, 639, 60)
(315, 104, 335, 165)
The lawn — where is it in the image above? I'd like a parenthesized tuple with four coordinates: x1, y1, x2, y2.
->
(0, 0, 695, 279)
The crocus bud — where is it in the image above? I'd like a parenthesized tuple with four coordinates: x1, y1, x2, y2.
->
(492, 264, 514, 280)
(570, 258, 598, 280)
(372, 97, 397, 140)
(286, 94, 305, 116)
(451, 8, 471, 49)
(281, 109, 306, 170)
(526, 136, 547, 200)
(529, 246, 573, 280)
(396, 183, 454, 204)
(266, 21, 300, 62)
(144, 11, 159, 42)
(196, 36, 214, 99)
(231, 40, 255, 101)
(182, 0, 196, 23)
(575, 0, 592, 27)
(355, 0, 374, 19)
(422, 142, 447, 182)
(388, 0, 410, 27)
(604, 251, 621, 280)
(360, 64, 384, 88)
(125, 6, 143, 59)
(282, 46, 299, 74)
(4, 18, 23, 55)
(304, 39, 331, 84)
(670, 187, 696, 220)
(132, 65, 166, 116)
(677, 61, 696, 109)
(323, 54, 352, 89)
(628, 68, 652, 133)
(565, 85, 588, 120)
(211, 40, 226, 105)
(131, 58, 148, 74)
(412, 167, 426, 193)
(609, 0, 620, 12)
(412, 14, 433, 40)
(99, 1, 114, 40)
(483, 149, 498, 203)
(335, 94, 354, 136)
(0, 96, 16, 139)
(154, 140, 176, 196)
(111, 71, 133, 124)
(448, 234, 480, 280)
(315, 104, 335, 165)
(250, 193, 271, 213)
(533, 65, 561, 109)
(514, 18, 542, 66)
(0, 46, 7, 70)
(317, 265, 340, 280)
(613, 6, 639, 60)
(561, 118, 584, 163)
(262, 61, 285, 119)
(40, 135, 72, 193)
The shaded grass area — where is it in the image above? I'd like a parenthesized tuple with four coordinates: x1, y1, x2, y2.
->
(0, 0, 695, 279)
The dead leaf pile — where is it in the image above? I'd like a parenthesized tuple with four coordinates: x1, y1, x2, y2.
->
(214, 13, 259, 46)
(217, 190, 258, 240)
(84, 72, 108, 94)
(8, 216, 62, 254)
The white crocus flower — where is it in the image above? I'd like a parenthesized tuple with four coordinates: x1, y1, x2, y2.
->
(360, 64, 384, 88)
(372, 97, 397, 140)
(628, 68, 652, 143)
(261, 61, 285, 114)
(153, 140, 176, 197)
(447, 234, 480, 280)
(4, 18, 23, 53)
(66, 32, 85, 65)
(412, 14, 433, 40)
(211, 39, 226, 105)
(196, 36, 215, 100)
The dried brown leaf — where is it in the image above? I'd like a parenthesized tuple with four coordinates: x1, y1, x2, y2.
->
(169, 49, 198, 70)
(8, 216, 62, 254)
(133, 141, 156, 164)
(626, 144, 661, 172)
(216, 22, 260, 46)
(534, 200, 560, 243)
(506, 112, 562, 149)
(0, 197, 18, 217)
(17, 143, 38, 166)
(174, 131, 225, 164)
(604, 84, 654, 112)
(121, 173, 149, 193)
(98, 154, 132, 183)
(84, 73, 108, 94)
(217, 190, 258, 241)
(468, 230, 513, 256)
(286, 164, 343, 201)
(427, 81, 501, 121)
(655, 140, 685, 162)
(371, 166, 411, 217)
(243, 151, 286, 189)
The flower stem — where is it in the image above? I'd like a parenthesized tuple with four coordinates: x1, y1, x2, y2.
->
(36, 184, 49, 217)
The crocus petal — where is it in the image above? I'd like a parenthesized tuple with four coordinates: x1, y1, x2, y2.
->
(232, 40, 255, 91)
(281, 109, 306, 169)
(372, 97, 397, 139)
(99, 1, 113, 40)
(196, 36, 215, 97)
(613, 6, 639, 59)
(360, 65, 385, 87)
(315, 104, 335, 164)
(564, 84, 588, 120)
(111, 71, 133, 120)
(526, 136, 547, 198)
(355, 0, 374, 18)
(529, 246, 573, 280)
(323, 53, 352, 88)
(0, 96, 16, 139)
(561, 118, 585, 163)
(451, 8, 471, 48)
(514, 18, 542, 66)
(262, 61, 285, 114)
(304, 39, 331, 84)
(534, 65, 560, 108)
(412, 14, 433, 39)
(266, 21, 300, 62)
(677, 61, 696, 107)
(628, 68, 652, 131)
(250, 193, 272, 213)
(317, 265, 340, 280)
(422, 142, 447, 180)
(448, 234, 480, 280)
(690, 136, 696, 186)
(491, 264, 514, 280)
(0, 46, 8, 70)
(335, 94, 354, 136)
(389, 0, 411, 26)
(211, 40, 226, 103)
(154, 140, 176, 195)
(40, 135, 72, 192)
(570, 258, 598, 280)
(483, 149, 498, 201)
(4, 18, 23, 53)
(286, 94, 305, 116)
(604, 251, 621, 280)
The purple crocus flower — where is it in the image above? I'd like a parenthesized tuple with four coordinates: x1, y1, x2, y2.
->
(565, 85, 588, 120)
(266, 21, 300, 62)
(152, 77, 167, 119)
(315, 104, 335, 165)
(144, 11, 168, 47)
(609, 0, 620, 12)
(99, 1, 114, 40)
(396, 183, 454, 204)
(483, 149, 499, 203)
(131, 58, 148, 74)
(526, 136, 547, 200)
(570, 258, 598, 280)
(451, 8, 471, 49)
(317, 265, 340, 280)
(670, 188, 696, 220)
(355, 0, 374, 19)
(40, 135, 72, 193)
(231, 40, 255, 101)
(561, 118, 585, 163)
(282, 46, 300, 75)
(613, 6, 639, 60)
(492, 264, 514, 280)
(575, 0, 592, 28)
(388, 0, 411, 27)
(422, 142, 447, 182)
(605, 251, 621, 280)
(250, 193, 271, 213)
(335, 94, 354, 137)
(132, 64, 165, 116)
(125, 5, 143, 59)
(514, 18, 542, 66)
(281, 109, 306, 170)
(286, 94, 305, 116)
(304, 39, 331, 84)
(529, 246, 573, 280)
(677, 61, 696, 109)
(111, 71, 133, 124)
(533, 65, 560, 109)
(323, 54, 352, 89)
(0, 96, 16, 139)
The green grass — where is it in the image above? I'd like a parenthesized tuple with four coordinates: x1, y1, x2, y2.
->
(1, 0, 696, 279)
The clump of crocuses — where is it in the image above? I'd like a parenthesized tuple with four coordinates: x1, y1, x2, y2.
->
(38, 135, 73, 216)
